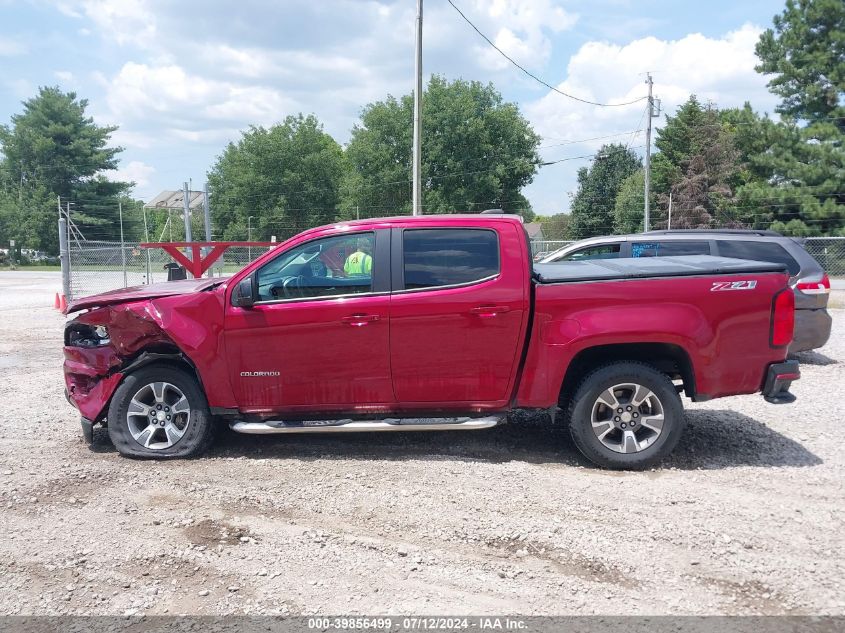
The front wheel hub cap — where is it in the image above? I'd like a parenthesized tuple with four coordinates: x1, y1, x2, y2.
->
(126, 381, 191, 450)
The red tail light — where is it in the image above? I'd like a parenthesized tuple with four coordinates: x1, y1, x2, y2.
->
(771, 288, 795, 347)
(796, 273, 830, 295)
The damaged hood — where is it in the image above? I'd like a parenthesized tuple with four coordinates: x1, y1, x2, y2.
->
(66, 277, 228, 314)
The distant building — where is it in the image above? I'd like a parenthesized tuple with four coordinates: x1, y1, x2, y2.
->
(524, 222, 545, 241)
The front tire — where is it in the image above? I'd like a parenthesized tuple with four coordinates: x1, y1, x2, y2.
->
(566, 361, 685, 470)
(107, 365, 215, 458)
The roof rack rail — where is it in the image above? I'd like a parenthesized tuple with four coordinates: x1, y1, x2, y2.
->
(642, 228, 782, 237)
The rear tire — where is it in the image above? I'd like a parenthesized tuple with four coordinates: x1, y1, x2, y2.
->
(107, 365, 215, 458)
(566, 361, 684, 470)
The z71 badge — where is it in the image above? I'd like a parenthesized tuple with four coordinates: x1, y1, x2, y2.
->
(711, 280, 757, 291)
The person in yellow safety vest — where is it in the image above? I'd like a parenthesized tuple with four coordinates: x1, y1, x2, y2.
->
(343, 238, 373, 276)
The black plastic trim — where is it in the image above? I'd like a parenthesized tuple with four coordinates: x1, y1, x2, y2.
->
(762, 360, 800, 404)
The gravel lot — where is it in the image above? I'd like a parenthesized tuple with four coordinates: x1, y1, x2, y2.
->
(0, 271, 843, 616)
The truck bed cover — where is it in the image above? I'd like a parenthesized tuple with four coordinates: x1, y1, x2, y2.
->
(533, 255, 787, 284)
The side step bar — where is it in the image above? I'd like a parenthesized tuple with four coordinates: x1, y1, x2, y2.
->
(230, 416, 501, 435)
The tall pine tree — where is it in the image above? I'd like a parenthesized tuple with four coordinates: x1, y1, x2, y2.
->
(750, 0, 845, 235)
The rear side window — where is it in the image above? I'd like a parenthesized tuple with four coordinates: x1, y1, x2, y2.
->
(556, 244, 620, 262)
(631, 241, 710, 257)
(717, 240, 800, 275)
(403, 229, 499, 290)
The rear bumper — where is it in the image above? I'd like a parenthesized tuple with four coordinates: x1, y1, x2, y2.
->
(762, 360, 800, 404)
(791, 308, 832, 353)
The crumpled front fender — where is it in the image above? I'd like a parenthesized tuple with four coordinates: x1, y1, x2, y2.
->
(63, 288, 230, 422)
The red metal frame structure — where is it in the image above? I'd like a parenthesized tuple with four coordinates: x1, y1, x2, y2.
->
(141, 242, 276, 278)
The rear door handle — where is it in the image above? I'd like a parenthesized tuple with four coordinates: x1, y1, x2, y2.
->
(469, 305, 511, 317)
(342, 313, 381, 326)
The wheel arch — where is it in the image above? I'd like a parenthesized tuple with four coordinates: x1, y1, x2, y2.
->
(93, 349, 207, 423)
(559, 342, 696, 404)
(119, 349, 205, 390)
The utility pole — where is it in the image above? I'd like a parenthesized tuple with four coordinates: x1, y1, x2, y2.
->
(202, 183, 213, 277)
(411, 0, 423, 216)
(247, 216, 254, 262)
(182, 182, 193, 243)
(643, 72, 654, 232)
(142, 206, 152, 283)
(118, 201, 127, 288)
(667, 192, 673, 230)
(202, 183, 212, 243)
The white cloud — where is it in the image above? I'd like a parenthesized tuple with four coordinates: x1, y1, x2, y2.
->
(462, 0, 577, 71)
(527, 24, 776, 148)
(54, 70, 74, 83)
(0, 36, 25, 56)
(80, 0, 156, 44)
(101, 62, 298, 146)
(111, 160, 155, 189)
(524, 24, 778, 215)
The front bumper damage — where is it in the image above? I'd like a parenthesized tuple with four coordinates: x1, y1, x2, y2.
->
(762, 360, 800, 404)
(63, 303, 180, 430)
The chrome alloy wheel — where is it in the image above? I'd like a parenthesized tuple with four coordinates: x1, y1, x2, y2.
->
(590, 383, 665, 454)
(126, 382, 191, 450)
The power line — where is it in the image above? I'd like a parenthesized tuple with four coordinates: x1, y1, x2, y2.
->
(446, 0, 647, 108)
(538, 130, 641, 149)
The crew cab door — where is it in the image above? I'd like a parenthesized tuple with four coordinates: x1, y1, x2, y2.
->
(224, 229, 393, 412)
(389, 224, 529, 406)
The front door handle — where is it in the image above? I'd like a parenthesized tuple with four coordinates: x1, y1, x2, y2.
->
(469, 305, 511, 317)
(342, 313, 381, 326)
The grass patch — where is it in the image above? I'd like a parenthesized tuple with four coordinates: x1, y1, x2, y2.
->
(0, 265, 62, 272)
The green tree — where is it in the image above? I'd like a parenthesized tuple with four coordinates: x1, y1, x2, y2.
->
(0, 86, 129, 252)
(613, 169, 645, 233)
(567, 144, 641, 239)
(207, 114, 345, 241)
(536, 213, 570, 240)
(344, 76, 540, 219)
(751, 0, 845, 235)
(671, 109, 741, 228)
(651, 96, 710, 196)
(648, 97, 746, 229)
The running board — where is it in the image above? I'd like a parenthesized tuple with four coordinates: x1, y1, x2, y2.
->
(230, 416, 501, 435)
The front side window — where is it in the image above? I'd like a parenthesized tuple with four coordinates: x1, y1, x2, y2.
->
(631, 241, 710, 257)
(255, 232, 375, 301)
(717, 240, 800, 275)
(403, 229, 499, 290)
(556, 244, 621, 262)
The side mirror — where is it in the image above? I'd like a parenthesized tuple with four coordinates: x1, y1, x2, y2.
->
(232, 275, 256, 308)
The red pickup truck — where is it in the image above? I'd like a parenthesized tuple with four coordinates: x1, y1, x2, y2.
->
(63, 215, 799, 469)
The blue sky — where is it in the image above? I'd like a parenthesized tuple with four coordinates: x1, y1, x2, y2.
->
(0, 0, 786, 217)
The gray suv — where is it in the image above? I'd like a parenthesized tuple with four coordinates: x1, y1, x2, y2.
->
(540, 229, 832, 353)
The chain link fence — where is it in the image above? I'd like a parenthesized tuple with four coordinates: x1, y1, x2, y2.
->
(66, 240, 273, 301)
(803, 238, 845, 277)
(63, 236, 845, 301)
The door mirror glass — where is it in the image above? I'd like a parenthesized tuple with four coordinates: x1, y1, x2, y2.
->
(232, 275, 256, 308)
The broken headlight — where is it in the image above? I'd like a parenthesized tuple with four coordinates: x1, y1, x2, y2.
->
(65, 323, 111, 348)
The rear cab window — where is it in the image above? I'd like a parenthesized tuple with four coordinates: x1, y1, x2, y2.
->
(716, 240, 800, 276)
(402, 228, 499, 290)
(631, 241, 711, 257)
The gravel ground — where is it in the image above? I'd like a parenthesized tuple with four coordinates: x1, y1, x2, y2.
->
(0, 271, 843, 616)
